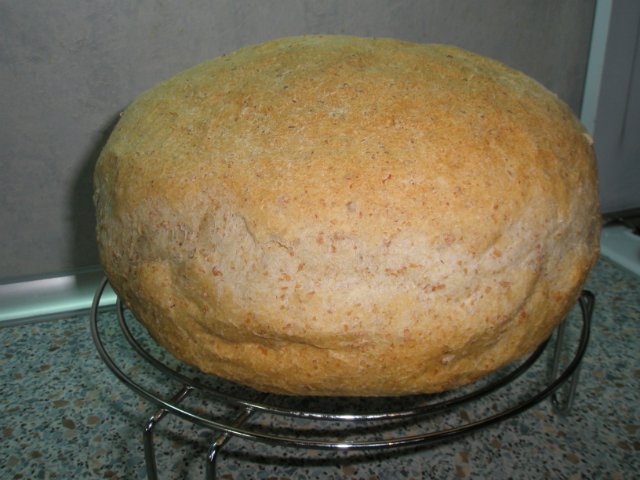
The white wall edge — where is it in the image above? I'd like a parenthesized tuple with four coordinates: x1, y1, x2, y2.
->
(580, 0, 614, 133)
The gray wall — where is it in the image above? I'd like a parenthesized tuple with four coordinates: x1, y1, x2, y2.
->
(0, 0, 595, 282)
(591, 0, 640, 214)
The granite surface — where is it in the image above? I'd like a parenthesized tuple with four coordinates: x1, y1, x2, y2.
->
(1, 256, 639, 479)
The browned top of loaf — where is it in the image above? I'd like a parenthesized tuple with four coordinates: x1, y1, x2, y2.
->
(104, 35, 593, 252)
(95, 35, 600, 395)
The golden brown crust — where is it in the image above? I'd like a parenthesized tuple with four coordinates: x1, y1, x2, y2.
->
(94, 35, 600, 396)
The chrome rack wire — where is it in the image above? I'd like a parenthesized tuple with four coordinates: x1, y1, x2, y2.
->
(90, 277, 594, 480)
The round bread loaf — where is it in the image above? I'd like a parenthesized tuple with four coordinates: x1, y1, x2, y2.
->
(94, 35, 600, 396)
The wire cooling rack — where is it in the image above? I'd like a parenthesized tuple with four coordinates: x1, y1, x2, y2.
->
(90, 277, 594, 480)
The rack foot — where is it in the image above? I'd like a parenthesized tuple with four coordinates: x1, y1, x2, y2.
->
(205, 406, 257, 480)
(550, 291, 594, 414)
(142, 386, 192, 480)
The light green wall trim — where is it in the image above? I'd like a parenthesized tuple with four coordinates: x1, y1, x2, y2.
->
(600, 225, 640, 278)
(0, 268, 116, 324)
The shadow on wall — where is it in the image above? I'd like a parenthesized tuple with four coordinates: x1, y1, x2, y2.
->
(68, 113, 122, 273)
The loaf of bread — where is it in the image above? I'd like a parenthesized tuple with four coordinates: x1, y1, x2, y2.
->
(94, 35, 600, 396)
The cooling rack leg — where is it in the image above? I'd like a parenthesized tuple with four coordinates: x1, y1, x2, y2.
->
(205, 405, 257, 480)
(205, 433, 229, 480)
(141, 386, 193, 480)
(143, 408, 166, 480)
(551, 352, 583, 414)
(550, 291, 594, 415)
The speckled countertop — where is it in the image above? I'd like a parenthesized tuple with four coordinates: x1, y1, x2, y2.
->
(1, 256, 639, 479)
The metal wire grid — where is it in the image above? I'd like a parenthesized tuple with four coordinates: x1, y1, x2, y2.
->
(90, 277, 594, 479)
